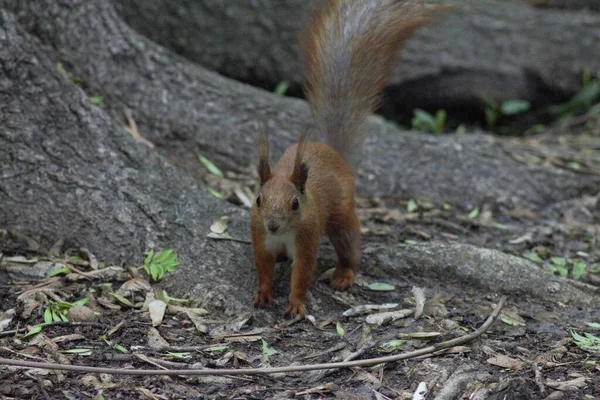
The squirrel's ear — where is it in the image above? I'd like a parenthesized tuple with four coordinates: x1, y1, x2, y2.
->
(292, 162, 309, 194)
(291, 130, 309, 193)
(256, 130, 271, 186)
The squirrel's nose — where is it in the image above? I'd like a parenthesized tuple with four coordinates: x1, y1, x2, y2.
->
(267, 219, 280, 233)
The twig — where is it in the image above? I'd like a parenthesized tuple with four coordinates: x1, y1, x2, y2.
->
(0, 296, 507, 376)
(0, 321, 109, 338)
(124, 109, 155, 148)
(529, 360, 546, 395)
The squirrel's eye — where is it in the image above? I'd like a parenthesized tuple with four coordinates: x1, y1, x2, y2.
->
(291, 198, 299, 211)
(256, 195, 262, 207)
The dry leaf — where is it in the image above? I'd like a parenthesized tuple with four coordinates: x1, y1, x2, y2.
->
(487, 354, 525, 370)
(148, 300, 167, 327)
(210, 216, 230, 234)
(365, 309, 413, 325)
(147, 327, 170, 350)
(342, 303, 399, 317)
(115, 278, 152, 297)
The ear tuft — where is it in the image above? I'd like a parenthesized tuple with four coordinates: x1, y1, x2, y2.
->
(290, 129, 310, 193)
(293, 162, 309, 194)
(256, 129, 272, 186)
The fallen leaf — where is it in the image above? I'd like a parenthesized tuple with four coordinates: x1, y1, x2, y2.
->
(398, 332, 441, 340)
(148, 300, 167, 327)
(365, 309, 413, 326)
(147, 327, 170, 350)
(545, 377, 587, 390)
(367, 282, 396, 292)
(342, 303, 398, 317)
(210, 216, 230, 234)
(412, 286, 426, 319)
(487, 354, 525, 370)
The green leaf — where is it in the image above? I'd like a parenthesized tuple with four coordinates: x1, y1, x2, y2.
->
(500, 314, 526, 327)
(557, 266, 568, 278)
(551, 257, 567, 266)
(141, 249, 180, 281)
(273, 81, 289, 96)
(336, 321, 345, 337)
(109, 293, 134, 307)
(43, 308, 53, 323)
(89, 96, 104, 105)
(198, 153, 224, 177)
(163, 352, 192, 359)
(113, 344, 128, 353)
(572, 262, 586, 280)
(413, 109, 435, 125)
(24, 325, 43, 337)
(61, 348, 92, 355)
(204, 345, 229, 353)
(585, 322, 600, 330)
(71, 298, 89, 307)
(49, 266, 70, 277)
(144, 249, 154, 266)
(378, 339, 406, 353)
(523, 251, 543, 264)
(407, 199, 418, 212)
(367, 282, 396, 292)
(442, 203, 452, 211)
(261, 339, 277, 363)
(485, 107, 498, 128)
(570, 330, 600, 351)
(467, 208, 480, 219)
(500, 100, 530, 115)
(434, 109, 447, 133)
(207, 188, 224, 199)
(51, 309, 62, 322)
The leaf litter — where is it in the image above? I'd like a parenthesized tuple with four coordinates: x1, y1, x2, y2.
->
(1, 164, 600, 398)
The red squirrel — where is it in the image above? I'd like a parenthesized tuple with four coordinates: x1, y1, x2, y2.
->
(251, 0, 441, 316)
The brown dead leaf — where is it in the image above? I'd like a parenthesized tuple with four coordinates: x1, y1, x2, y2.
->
(210, 216, 229, 234)
(545, 377, 588, 391)
(147, 327, 170, 350)
(79, 374, 118, 389)
(137, 387, 161, 400)
(487, 354, 526, 370)
(115, 278, 152, 297)
(52, 334, 86, 343)
(295, 383, 338, 396)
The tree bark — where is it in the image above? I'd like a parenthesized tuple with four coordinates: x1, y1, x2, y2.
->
(0, 8, 254, 314)
(113, 0, 600, 114)
(0, 1, 597, 312)
(4, 0, 597, 209)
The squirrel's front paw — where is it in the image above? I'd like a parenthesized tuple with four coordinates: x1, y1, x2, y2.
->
(253, 289, 273, 308)
(284, 298, 306, 317)
(331, 268, 354, 291)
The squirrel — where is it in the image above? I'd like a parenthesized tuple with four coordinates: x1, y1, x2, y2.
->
(251, 0, 442, 316)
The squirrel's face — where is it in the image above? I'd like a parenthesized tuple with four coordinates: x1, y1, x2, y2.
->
(255, 179, 303, 236)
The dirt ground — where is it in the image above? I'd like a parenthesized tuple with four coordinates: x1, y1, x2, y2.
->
(1, 130, 599, 400)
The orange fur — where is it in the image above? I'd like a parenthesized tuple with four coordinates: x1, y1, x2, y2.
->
(251, 0, 443, 316)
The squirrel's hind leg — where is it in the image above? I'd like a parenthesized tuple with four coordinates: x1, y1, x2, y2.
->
(327, 210, 361, 291)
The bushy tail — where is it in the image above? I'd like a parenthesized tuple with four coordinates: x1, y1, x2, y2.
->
(300, 0, 444, 163)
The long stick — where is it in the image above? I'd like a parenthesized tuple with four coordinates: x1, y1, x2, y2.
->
(0, 296, 506, 376)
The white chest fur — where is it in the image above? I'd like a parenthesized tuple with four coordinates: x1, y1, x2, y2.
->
(264, 231, 297, 260)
